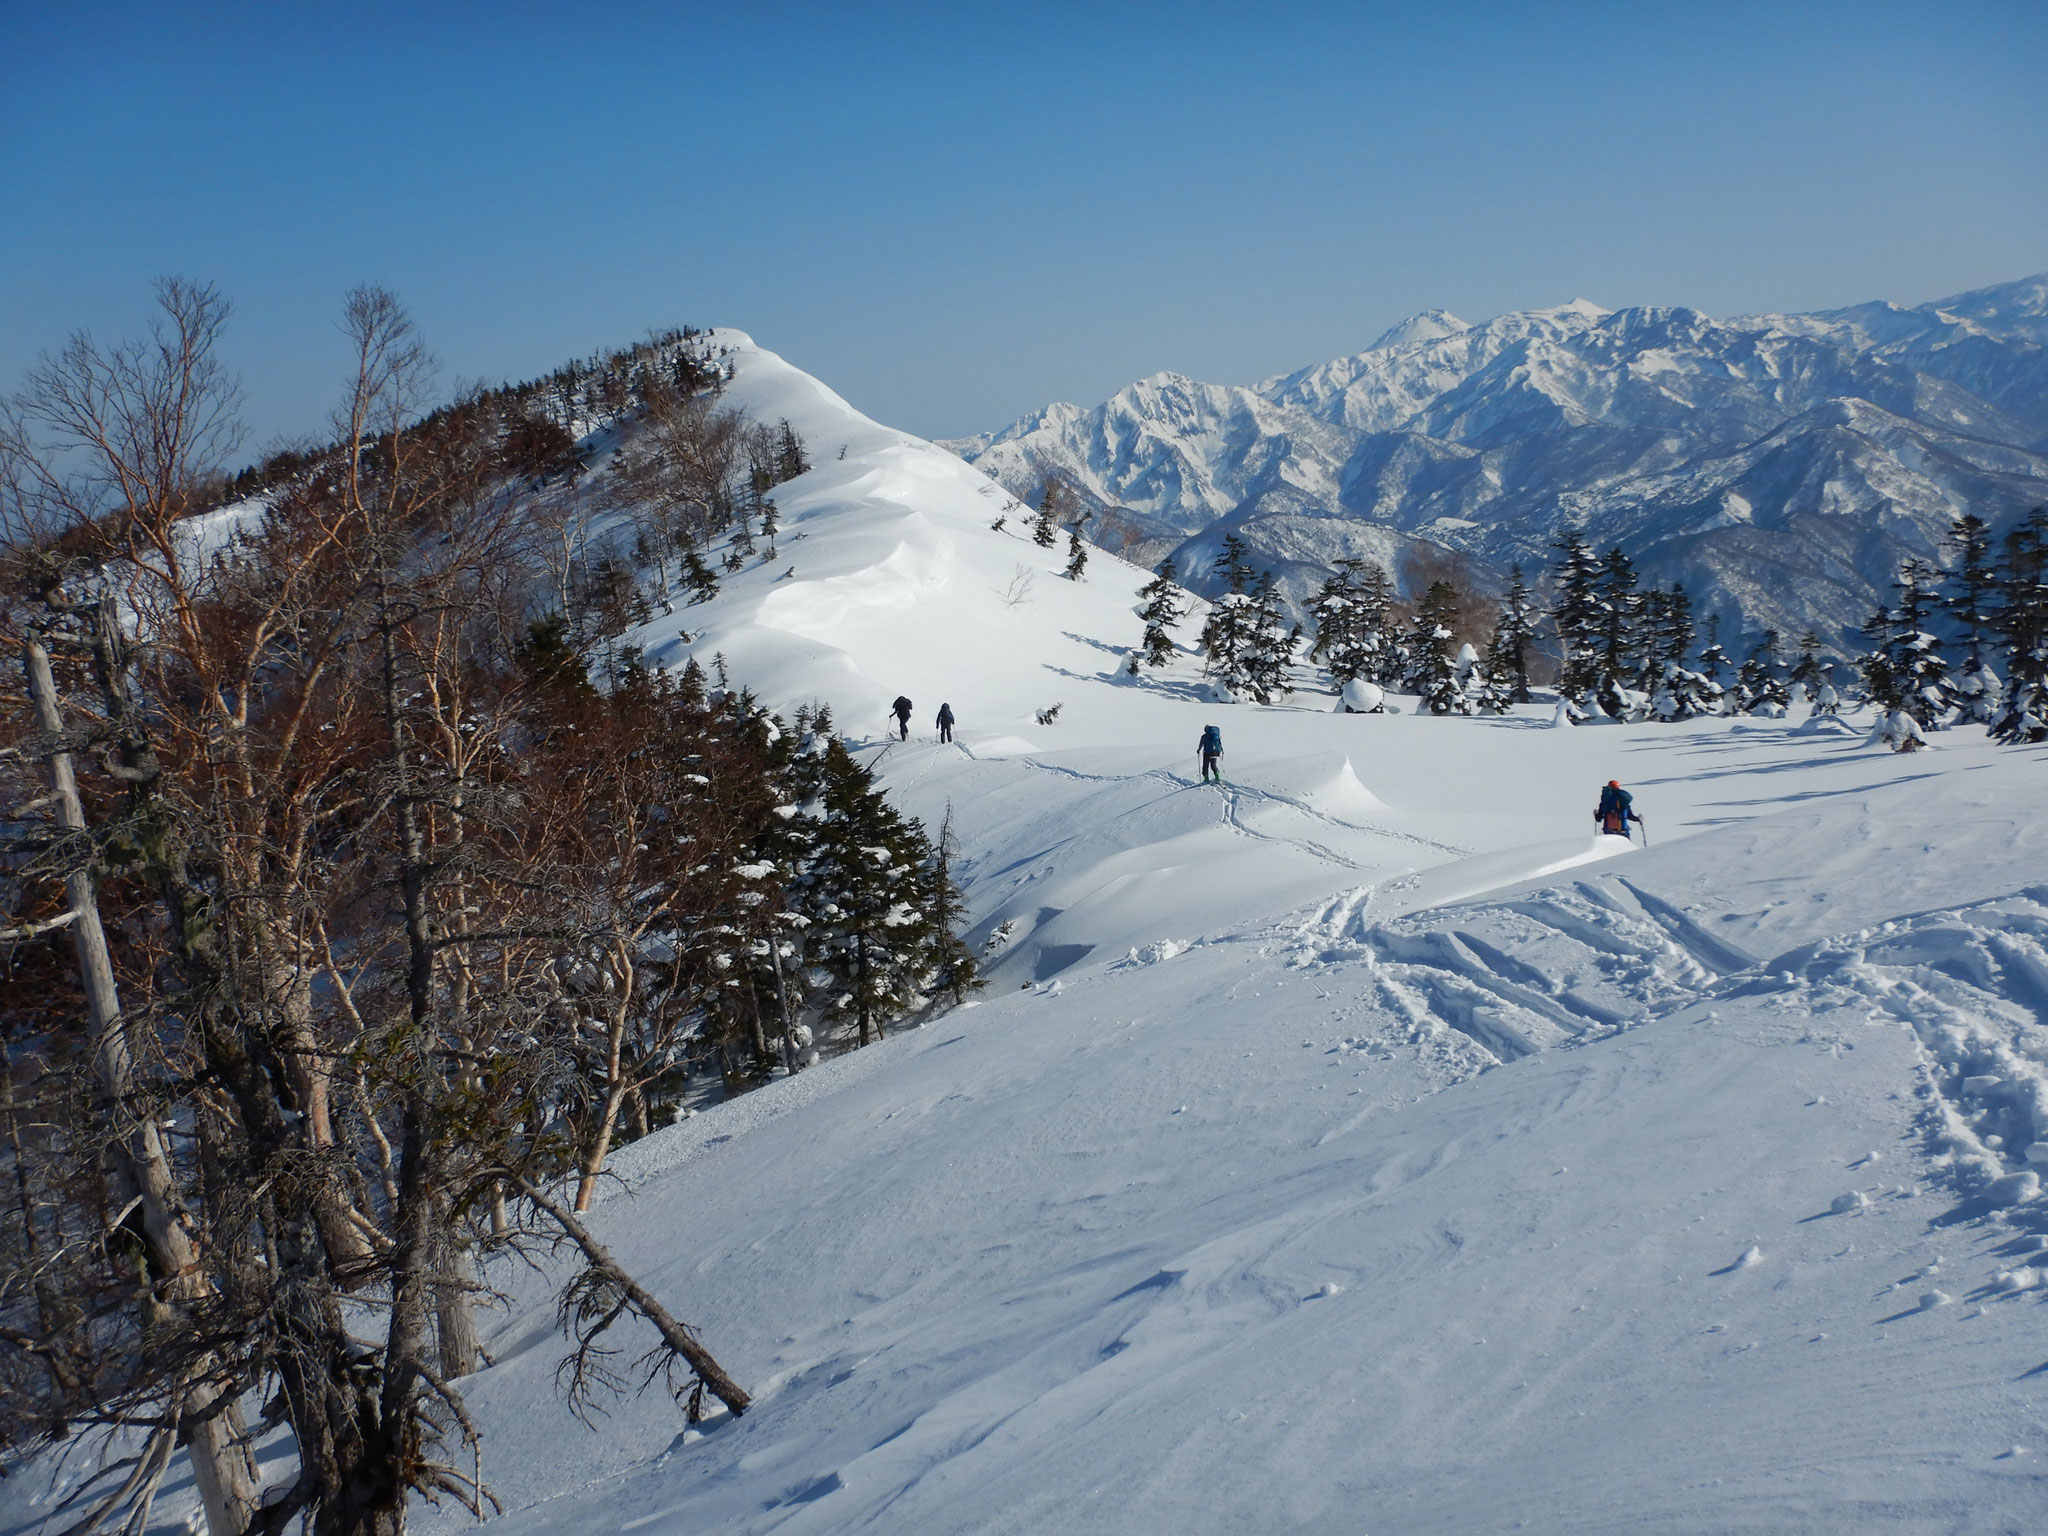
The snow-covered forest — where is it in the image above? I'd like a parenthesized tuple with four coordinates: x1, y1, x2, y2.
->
(4, 286, 2048, 1536)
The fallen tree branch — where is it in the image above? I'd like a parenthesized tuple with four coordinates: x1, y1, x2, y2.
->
(509, 1173, 750, 1419)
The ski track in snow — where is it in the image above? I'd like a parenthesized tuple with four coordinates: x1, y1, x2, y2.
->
(1272, 868, 2048, 1221)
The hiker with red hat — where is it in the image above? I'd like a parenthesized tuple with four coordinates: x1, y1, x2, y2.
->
(1594, 779, 1643, 841)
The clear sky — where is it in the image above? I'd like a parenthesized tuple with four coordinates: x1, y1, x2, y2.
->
(4, 1, 2044, 459)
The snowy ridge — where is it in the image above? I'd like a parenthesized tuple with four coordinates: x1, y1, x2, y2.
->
(949, 274, 2048, 645)
(390, 338, 2048, 1535)
(15, 331, 2048, 1536)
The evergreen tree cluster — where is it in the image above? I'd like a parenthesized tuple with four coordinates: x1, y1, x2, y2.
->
(1548, 535, 1797, 723)
(1198, 535, 1299, 704)
(1859, 509, 2048, 741)
(1304, 556, 1525, 715)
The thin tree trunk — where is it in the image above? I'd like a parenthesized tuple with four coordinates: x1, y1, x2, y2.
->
(24, 638, 261, 1536)
(767, 924, 798, 1073)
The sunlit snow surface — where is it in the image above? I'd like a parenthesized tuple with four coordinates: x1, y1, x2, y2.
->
(12, 334, 2048, 1536)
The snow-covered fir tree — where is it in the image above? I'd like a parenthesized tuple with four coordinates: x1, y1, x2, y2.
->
(1132, 558, 1188, 669)
(1787, 631, 1826, 702)
(1591, 545, 1645, 720)
(1863, 559, 1955, 728)
(923, 808, 982, 1008)
(1032, 483, 1060, 547)
(1199, 536, 1297, 703)
(1991, 507, 2048, 742)
(1549, 533, 1605, 718)
(1405, 580, 1466, 715)
(1489, 564, 1541, 702)
(1460, 641, 1512, 714)
(1063, 516, 1090, 580)
(1239, 571, 1300, 703)
(1696, 615, 1731, 698)
(1733, 630, 1791, 716)
(792, 738, 952, 1047)
(1311, 557, 1394, 687)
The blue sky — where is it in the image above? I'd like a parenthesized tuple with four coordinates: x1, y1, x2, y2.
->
(3, 1, 2044, 457)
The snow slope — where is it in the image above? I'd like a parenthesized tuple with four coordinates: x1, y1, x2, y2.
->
(15, 334, 2048, 1536)
(418, 337, 2048, 1535)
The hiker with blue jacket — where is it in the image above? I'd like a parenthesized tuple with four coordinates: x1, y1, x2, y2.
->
(1594, 779, 1643, 839)
(1198, 724, 1224, 784)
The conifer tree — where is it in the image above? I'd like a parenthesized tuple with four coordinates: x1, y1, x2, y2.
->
(1032, 483, 1061, 547)
(1134, 559, 1188, 668)
(774, 419, 809, 481)
(1592, 545, 1644, 719)
(1480, 623, 1521, 711)
(1490, 564, 1540, 702)
(1312, 557, 1401, 689)
(1734, 630, 1791, 715)
(1939, 514, 2003, 723)
(1696, 614, 1731, 696)
(1063, 515, 1090, 580)
(1199, 539, 1294, 703)
(1990, 507, 2048, 742)
(1788, 631, 1826, 701)
(1550, 533, 1605, 716)
(792, 739, 942, 1047)
(925, 808, 982, 1008)
(1406, 580, 1465, 714)
(681, 547, 721, 605)
(1239, 571, 1300, 704)
(1943, 513, 1996, 671)
(1873, 558, 1955, 727)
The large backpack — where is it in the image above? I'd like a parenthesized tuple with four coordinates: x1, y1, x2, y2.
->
(1200, 726, 1223, 755)
(1597, 784, 1630, 833)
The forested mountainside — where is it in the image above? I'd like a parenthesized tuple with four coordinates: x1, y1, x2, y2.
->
(944, 275, 2048, 649)
(0, 287, 977, 1536)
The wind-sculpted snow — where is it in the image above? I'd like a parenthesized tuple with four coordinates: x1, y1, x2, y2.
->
(946, 275, 2048, 646)
(438, 774, 2048, 1534)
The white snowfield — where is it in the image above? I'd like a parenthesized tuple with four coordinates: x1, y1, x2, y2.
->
(14, 334, 2046, 1536)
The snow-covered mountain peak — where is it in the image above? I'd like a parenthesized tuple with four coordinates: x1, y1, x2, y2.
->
(1365, 307, 1472, 351)
(948, 272, 2048, 643)
(1532, 296, 1611, 321)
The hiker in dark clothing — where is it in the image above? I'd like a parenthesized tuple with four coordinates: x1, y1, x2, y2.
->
(1198, 724, 1224, 784)
(936, 702, 955, 743)
(1594, 779, 1642, 838)
(891, 696, 913, 741)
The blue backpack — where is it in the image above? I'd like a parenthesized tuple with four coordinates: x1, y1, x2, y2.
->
(1200, 726, 1223, 755)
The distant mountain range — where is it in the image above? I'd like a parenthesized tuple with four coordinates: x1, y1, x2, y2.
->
(940, 275, 2048, 649)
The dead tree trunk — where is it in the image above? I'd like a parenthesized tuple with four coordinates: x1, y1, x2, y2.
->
(24, 637, 262, 1536)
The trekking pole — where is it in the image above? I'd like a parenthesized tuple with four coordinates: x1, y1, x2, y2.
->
(1636, 816, 1649, 847)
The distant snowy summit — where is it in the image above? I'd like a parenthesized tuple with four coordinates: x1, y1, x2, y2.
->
(943, 275, 2048, 648)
